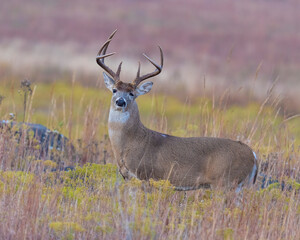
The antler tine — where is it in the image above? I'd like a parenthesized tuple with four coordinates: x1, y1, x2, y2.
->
(96, 29, 122, 80)
(134, 46, 163, 87)
(102, 29, 117, 54)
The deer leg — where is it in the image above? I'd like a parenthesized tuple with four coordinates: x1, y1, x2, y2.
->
(118, 159, 137, 180)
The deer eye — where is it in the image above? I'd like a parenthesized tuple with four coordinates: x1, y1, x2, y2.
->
(129, 92, 134, 97)
(112, 89, 117, 93)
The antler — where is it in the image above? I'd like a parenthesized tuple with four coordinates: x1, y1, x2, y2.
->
(133, 46, 164, 87)
(96, 29, 122, 81)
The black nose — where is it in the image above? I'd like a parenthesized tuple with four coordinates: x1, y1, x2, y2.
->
(116, 98, 126, 107)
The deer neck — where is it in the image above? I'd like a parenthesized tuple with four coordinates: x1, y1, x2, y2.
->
(108, 101, 145, 157)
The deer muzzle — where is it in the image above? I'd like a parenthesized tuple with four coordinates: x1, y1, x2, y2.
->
(115, 97, 127, 108)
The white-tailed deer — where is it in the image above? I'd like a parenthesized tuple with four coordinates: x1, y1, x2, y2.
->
(96, 30, 257, 190)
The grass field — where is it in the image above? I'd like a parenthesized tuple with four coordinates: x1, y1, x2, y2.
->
(0, 77, 299, 239)
(0, 0, 299, 238)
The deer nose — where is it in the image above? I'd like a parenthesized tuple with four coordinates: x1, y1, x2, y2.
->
(116, 97, 127, 107)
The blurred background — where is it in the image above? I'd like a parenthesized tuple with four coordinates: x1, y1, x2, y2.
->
(0, 0, 299, 112)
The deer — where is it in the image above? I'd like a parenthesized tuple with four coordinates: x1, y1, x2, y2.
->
(96, 30, 258, 191)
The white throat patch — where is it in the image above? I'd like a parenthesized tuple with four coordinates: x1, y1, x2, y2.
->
(109, 108, 130, 124)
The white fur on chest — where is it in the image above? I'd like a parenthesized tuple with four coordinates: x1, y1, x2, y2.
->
(108, 108, 130, 145)
(109, 108, 130, 124)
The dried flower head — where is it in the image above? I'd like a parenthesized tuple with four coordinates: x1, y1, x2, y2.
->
(20, 80, 32, 95)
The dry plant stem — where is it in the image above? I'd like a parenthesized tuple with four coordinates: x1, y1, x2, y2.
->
(62, 96, 66, 128)
(250, 61, 263, 99)
(68, 74, 75, 141)
(281, 114, 300, 124)
(46, 85, 55, 129)
(25, 85, 36, 123)
(77, 95, 86, 140)
(248, 80, 277, 141)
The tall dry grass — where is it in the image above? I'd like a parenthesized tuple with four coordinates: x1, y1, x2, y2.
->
(0, 78, 299, 239)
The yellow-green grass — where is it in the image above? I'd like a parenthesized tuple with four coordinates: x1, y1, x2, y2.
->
(0, 164, 299, 239)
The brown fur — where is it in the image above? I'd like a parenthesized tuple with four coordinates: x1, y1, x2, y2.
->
(115, 81, 135, 92)
(108, 101, 256, 189)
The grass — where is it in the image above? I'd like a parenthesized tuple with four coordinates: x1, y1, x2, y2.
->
(0, 78, 299, 239)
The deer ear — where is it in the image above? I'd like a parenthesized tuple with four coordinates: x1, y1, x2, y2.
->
(103, 72, 115, 92)
(135, 82, 153, 96)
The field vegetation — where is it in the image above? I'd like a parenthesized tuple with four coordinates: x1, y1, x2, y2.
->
(0, 75, 299, 239)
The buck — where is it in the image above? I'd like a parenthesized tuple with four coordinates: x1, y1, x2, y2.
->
(96, 30, 257, 190)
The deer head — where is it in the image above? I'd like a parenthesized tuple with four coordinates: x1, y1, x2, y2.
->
(96, 30, 163, 112)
